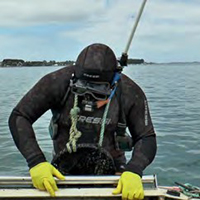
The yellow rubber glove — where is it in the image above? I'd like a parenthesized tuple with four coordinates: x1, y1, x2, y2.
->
(29, 162, 65, 197)
(112, 171, 144, 200)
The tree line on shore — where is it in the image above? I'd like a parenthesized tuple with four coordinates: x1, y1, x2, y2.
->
(0, 59, 74, 67)
(0, 58, 145, 67)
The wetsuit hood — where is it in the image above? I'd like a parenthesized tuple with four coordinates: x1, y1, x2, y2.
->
(75, 43, 118, 83)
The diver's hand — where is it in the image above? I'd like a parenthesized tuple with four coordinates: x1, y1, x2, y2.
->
(29, 162, 65, 196)
(112, 171, 144, 200)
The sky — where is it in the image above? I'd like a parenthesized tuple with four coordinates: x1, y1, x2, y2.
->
(0, 0, 199, 63)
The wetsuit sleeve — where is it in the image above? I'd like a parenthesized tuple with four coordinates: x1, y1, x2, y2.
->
(8, 71, 69, 169)
(125, 89, 157, 177)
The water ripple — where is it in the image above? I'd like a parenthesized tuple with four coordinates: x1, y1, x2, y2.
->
(1, 65, 200, 186)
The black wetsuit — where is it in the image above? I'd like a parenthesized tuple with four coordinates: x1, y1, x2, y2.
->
(9, 65, 157, 176)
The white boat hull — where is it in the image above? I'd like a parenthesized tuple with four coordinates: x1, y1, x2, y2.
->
(0, 175, 189, 200)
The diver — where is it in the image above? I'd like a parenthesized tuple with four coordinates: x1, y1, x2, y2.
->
(9, 43, 157, 200)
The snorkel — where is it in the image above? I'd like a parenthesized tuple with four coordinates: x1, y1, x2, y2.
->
(96, 72, 121, 108)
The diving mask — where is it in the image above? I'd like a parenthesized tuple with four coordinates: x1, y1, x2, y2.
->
(70, 79, 112, 101)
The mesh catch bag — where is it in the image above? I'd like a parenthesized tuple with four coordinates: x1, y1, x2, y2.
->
(52, 143, 116, 175)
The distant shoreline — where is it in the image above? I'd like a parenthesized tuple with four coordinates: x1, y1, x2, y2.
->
(144, 61, 200, 65)
(0, 58, 199, 68)
(1, 62, 199, 68)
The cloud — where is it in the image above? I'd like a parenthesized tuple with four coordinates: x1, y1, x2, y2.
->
(0, 0, 199, 62)
(59, 1, 146, 55)
(0, 0, 105, 27)
(58, 0, 200, 61)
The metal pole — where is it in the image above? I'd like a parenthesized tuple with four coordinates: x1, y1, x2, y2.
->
(124, 0, 147, 54)
(0, 175, 157, 187)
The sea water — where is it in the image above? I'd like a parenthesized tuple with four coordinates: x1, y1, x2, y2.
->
(0, 64, 199, 186)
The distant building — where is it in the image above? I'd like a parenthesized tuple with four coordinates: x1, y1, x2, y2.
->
(2, 59, 25, 67)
